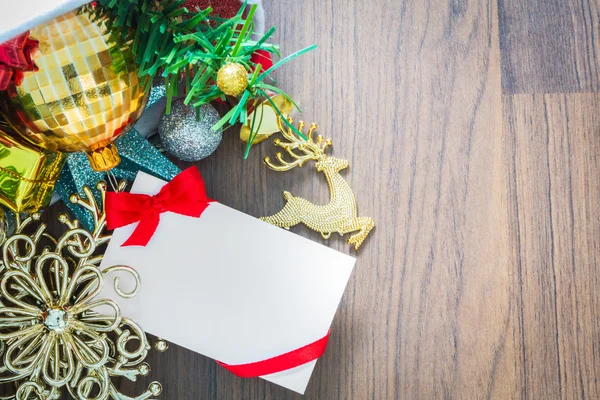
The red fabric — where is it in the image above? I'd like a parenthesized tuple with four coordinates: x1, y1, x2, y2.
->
(0, 32, 38, 90)
(106, 167, 214, 247)
(184, 0, 241, 19)
(250, 50, 273, 72)
(217, 330, 330, 378)
(0, 66, 13, 91)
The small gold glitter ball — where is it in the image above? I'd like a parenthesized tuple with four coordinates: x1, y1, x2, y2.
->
(216, 62, 248, 96)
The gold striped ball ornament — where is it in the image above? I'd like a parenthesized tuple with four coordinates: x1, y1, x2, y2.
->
(0, 9, 149, 172)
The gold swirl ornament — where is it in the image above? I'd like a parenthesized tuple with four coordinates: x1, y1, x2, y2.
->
(0, 182, 162, 400)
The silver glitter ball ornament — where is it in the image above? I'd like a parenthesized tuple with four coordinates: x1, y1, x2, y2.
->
(158, 100, 223, 162)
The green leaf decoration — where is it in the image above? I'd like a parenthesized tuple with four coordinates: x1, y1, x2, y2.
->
(86, 0, 316, 156)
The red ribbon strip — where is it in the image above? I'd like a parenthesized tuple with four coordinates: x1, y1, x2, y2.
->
(217, 330, 330, 378)
(0, 32, 39, 91)
(106, 167, 213, 247)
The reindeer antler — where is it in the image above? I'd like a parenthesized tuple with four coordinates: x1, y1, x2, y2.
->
(264, 118, 332, 171)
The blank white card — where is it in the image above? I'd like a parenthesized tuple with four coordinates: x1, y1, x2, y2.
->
(100, 172, 355, 394)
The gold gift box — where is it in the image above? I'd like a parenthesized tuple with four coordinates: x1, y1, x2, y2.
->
(0, 123, 66, 212)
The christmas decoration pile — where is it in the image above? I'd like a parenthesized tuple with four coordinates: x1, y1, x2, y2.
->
(85, 0, 314, 157)
(0, 0, 375, 397)
(0, 0, 312, 215)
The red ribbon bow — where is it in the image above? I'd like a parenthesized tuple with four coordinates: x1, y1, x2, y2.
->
(217, 330, 330, 378)
(106, 167, 213, 247)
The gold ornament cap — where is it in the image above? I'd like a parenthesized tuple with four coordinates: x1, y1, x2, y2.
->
(240, 94, 293, 145)
(217, 62, 249, 97)
(86, 143, 121, 172)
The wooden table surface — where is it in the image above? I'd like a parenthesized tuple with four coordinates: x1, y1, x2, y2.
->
(17, 0, 600, 398)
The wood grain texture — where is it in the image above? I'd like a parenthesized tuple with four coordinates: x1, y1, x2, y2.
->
(6, 0, 600, 398)
(117, 0, 514, 398)
(504, 94, 600, 399)
(498, 0, 600, 94)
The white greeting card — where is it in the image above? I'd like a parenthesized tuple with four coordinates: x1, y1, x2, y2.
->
(99, 172, 355, 394)
(0, 0, 89, 43)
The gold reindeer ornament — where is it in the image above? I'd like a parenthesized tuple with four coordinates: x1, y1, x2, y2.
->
(261, 118, 374, 250)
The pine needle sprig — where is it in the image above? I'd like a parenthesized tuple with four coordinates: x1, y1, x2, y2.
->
(85, 0, 316, 157)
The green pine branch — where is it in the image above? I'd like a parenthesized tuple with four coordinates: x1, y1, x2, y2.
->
(85, 0, 315, 157)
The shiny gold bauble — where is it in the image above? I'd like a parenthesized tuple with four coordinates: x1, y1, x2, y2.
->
(0, 124, 66, 212)
(240, 93, 293, 145)
(216, 62, 249, 97)
(0, 10, 149, 172)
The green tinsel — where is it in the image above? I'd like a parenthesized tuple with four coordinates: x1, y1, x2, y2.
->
(86, 0, 315, 157)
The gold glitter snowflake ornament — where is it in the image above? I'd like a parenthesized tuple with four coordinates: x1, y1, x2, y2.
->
(0, 182, 162, 400)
